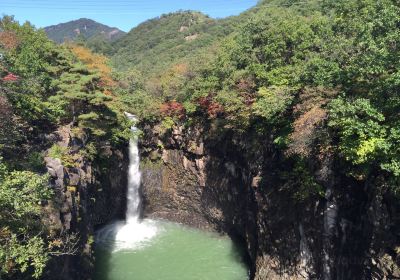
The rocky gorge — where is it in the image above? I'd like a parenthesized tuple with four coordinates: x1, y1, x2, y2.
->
(138, 122, 400, 280)
(2, 1, 400, 279)
(31, 117, 400, 280)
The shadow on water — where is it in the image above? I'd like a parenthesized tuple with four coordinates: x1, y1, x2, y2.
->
(94, 244, 113, 280)
(227, 231, 253, 280)
(94, 221, 124, 280)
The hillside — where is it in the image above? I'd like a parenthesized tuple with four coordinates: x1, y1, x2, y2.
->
(109, 10, 247, 74)
(44, 18, 125, 44)
(107, 2, 277, 74)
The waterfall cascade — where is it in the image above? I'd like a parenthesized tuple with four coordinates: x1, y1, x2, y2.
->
(124, 113, 142, 222)
(96, 113, 157, 251)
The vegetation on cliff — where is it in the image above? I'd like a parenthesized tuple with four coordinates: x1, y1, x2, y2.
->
(0, 16, 130, 279)
(0, 158, 51, 278)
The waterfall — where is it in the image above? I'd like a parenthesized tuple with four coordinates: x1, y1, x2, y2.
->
(323, 183, 338, 280)
(96, 113, 157, 251)
(125, 113, 141, 221)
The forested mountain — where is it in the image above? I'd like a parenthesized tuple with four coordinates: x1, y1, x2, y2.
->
(109, 7, 264, 74)
(109, 10, 245, 73)
(43, 6, 261, 75)
(44, 18, 125, 44)
(2, 0, 400, 279)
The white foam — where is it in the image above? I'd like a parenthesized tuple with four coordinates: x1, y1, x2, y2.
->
(114, 220, 158, 251)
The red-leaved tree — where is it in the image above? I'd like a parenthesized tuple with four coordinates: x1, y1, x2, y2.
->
(2, 73, 19, 82)
(160, 101, 186, 119)
(198, 96, 224, 119)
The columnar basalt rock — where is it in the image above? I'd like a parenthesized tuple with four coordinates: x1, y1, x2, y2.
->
(43, 125, 129, 280)
(140, 123, 400, 280)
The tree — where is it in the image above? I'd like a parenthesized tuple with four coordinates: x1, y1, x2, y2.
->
(0, 158, 51, 279)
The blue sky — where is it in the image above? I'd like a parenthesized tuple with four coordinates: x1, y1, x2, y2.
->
(1, 0, 259, 32)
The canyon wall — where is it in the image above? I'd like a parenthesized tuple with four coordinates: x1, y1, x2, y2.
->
(43, 125, 129, 280)
(140, 123, 400, 280)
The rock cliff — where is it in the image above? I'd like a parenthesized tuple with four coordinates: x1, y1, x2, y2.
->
(43, 124, 128, 280)
(139, 123, 400, 280)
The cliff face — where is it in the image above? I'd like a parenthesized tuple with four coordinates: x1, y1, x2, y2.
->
(43, 124, 129, 280)
(140, 123, 400, 280)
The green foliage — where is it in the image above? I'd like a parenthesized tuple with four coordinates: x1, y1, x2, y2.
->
(328, 98, 387, 165)
(0, 170, 51, 219)
(27, 151, 45, 172)
(48, 144, 68, 160)
(118, 90, 161, 121)
(282, 160, 324, 201)
(253, 86, 294, 122)
(1, 235, 48, 279)
(381, 128, 400, 177)
(48, 144, 77, 168)
(80, 142, 97, 161)
(0, 158, 52, 279)
(1, 16, 133, 159)
(160, 116, 175, 131)
(325, 0, 400, 181)
(140, 157, 163, 170)
(1, 17, 62, 124)
(328, 96, 400, 178)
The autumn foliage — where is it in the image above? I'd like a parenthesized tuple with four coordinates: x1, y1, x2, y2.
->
(171, 63, 189, 76)
(287, 87, 337, 157)
(160, 101, 186, 119)
(68, 44, 116, 89)
(288, 107, 327, 157)
(0, 31, 19, 50)
(2, 73, 19, 82)
(198, 96, 224, 119)
(236, 78, 256, 106)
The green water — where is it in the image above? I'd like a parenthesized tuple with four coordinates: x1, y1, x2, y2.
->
(94, 220, 249, 280)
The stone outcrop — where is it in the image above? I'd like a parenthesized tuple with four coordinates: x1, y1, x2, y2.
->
(139, 123, 400, 280)
(42, 124, 128, 280)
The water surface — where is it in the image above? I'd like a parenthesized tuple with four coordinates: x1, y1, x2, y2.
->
(94, 219, 249, 280)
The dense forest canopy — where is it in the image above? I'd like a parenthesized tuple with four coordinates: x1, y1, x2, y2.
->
(1, 0, 400, 278)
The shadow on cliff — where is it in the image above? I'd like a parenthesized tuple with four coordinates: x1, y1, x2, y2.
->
(198, 134, 259, 277)
(199, 129, 317, 278)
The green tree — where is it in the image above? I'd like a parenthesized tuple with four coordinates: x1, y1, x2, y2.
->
(0, 158, 52, 279)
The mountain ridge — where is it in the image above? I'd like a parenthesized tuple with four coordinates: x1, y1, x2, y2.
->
(44, 18, 126, 43)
